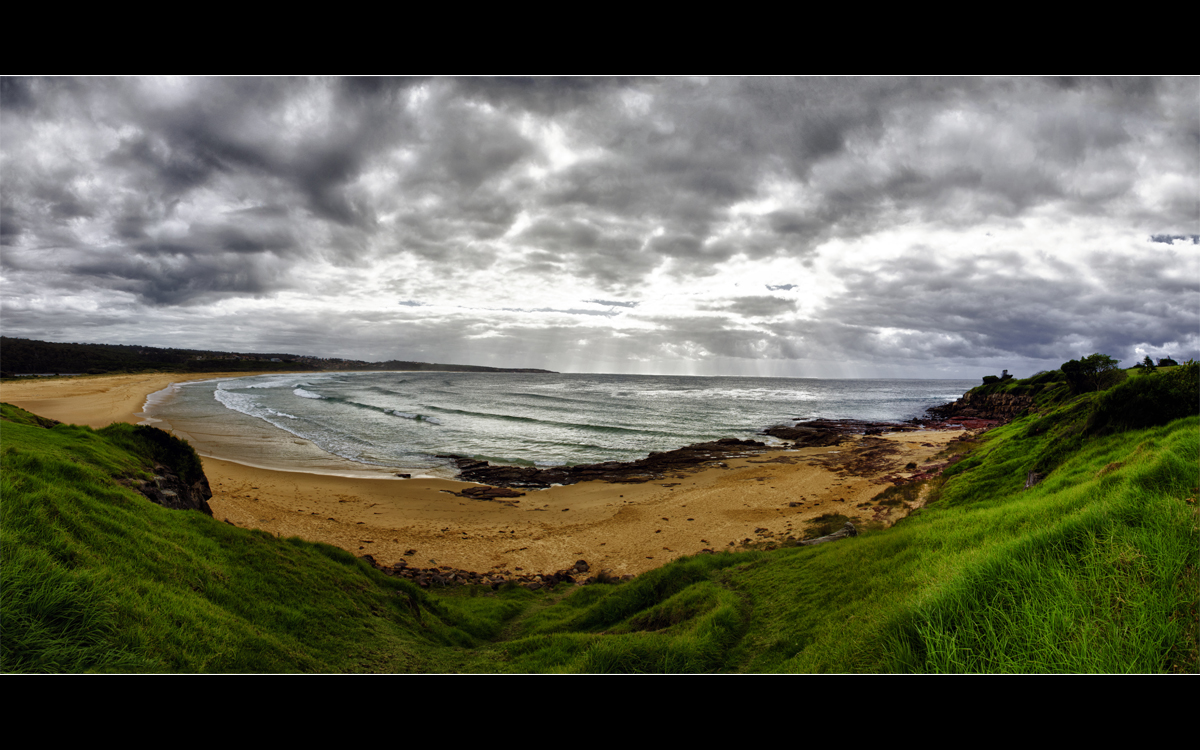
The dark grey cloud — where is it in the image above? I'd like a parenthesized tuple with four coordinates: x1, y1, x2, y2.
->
(0, 200, 23, 245)
(2, 77, 1195, 375)
(453, 77, 634, 116)
(0, 76, 37, 112)
(516, 216, 654, 286)
(814, 245, 1199, 367)
(647, 233, 706, 259)
(409, 100, 534, 192)
(1151, 234, 1199, 244)
(69, 248, 289, 305)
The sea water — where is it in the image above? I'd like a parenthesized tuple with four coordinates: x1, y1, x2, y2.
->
(142, 371, 977, 479)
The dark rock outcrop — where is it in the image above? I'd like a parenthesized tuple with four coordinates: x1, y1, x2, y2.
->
(363, 557, 612, 589)
(761, 424, 846, 446)
(117, 425, 214, 515)
(441, 437, 770, 489)
(763, 418, 921, 445)
(135, 463, 214, 516)
(924, 392, 1032, 424)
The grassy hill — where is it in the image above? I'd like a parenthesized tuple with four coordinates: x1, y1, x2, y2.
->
(3, 364, 1196, 672)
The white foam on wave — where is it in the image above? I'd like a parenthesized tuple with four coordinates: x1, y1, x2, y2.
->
(293, 388, 324, 399)
(626, 387, 819, 401)
(219, 374, 304, 391)
(213, 386, 386, 466)
(142, 382, 182, 412)
(214, 387, 262, 416)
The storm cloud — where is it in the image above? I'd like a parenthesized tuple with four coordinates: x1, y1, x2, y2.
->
(2, 77, 1196, 377)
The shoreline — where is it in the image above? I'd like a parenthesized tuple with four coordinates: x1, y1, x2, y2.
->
(1, 372, 969, 577)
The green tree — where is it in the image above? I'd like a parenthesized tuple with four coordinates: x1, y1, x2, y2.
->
(1060, 353, 1122, 394)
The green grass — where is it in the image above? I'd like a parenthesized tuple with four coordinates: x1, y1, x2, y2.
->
(3, 388, 1197, 673)
(882, 420, 1199, 672)
(0, 405, 520, 672)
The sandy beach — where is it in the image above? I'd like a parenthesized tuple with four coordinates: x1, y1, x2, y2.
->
(2, 372, 966, 577)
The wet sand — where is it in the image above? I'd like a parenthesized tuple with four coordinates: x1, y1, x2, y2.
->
(2, 372, 964, 577)
(2, 371, 238, 428)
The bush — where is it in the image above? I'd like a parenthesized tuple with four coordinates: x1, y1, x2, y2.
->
(1061, 353, 1122, 394)
(1028, 371, 1064, 385)
(1087, 360, 1199, 434)
(981, 370, 1015, 385)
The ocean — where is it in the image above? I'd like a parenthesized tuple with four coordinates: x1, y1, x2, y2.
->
(141, 371, 978, 479)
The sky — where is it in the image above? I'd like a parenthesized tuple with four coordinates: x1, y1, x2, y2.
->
(2, 76, 1197, 378)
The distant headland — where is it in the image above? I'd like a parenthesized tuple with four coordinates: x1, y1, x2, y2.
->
(0, 336, 556, 377)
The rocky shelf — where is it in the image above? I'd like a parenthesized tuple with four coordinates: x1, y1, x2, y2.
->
(439, 419, 956, 491)
(439, 437, 774, 489)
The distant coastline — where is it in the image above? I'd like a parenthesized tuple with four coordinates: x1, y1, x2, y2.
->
(0, 336, 556, 378)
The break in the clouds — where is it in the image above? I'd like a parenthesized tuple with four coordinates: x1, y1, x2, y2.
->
(2, 76, 1197, 377)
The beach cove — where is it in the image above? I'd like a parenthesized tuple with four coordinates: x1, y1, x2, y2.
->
(2, 372, 970, 578)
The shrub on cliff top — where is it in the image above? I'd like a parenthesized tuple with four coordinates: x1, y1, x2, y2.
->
(980, 370, 1015, 386)
(1061, 354, 1123, 395)
(1086, 360, 1199, 434)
